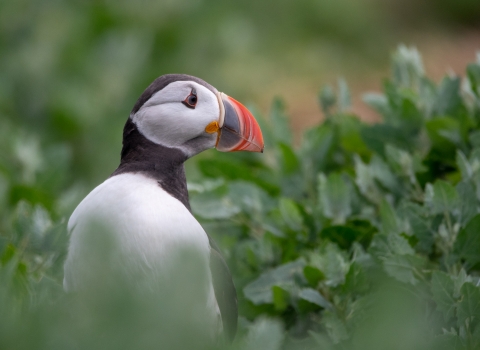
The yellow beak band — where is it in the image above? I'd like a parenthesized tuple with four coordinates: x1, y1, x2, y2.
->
(205, 121, 220, 134)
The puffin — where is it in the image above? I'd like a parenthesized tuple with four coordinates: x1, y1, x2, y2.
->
(63, 74, 264, 342)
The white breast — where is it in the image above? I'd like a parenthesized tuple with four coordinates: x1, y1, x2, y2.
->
(64, 173, 221, 336)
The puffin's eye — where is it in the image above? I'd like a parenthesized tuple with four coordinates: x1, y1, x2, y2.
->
(182, 89, 197, 109)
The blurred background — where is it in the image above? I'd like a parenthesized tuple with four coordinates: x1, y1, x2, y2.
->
(1, 0, 478, 189)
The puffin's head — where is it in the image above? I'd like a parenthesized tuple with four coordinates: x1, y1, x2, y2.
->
(129, 74, 264, 157)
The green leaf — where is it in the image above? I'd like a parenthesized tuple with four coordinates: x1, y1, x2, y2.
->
(370, 155, 401, 195)
(277, 142, 300, 175)
(298, 288, 332, 309)
(272, 286, 290, 312)
(197, 158, 279, 195)
(455, 181, 478, 227)
(303, 266, 325, 287)
(369, 233, 414, 258)
(385, 145, 415, 182)
(398, 97, 423, 131)
(354, 155, 382, 204)
(11, 201, 54, 248)
(0, 244, 17, 265)
(322, 310, 348, 344)
(349, 220, 378, 248)
(245, 317, 284, 350)
(398, 202, 433, 254)
(228, 181, 274, 214)
(279, 198, 303, 231)
(454, 214, 480, 267)
(337, 78, 351, 112)
(469, 148, 480, 170)
(343, 262, 369, 295)
(9, 185, 54, 211)
(457, 282, 480, 329)
(309, 243, 349, 287)
(361, 123, 414, 156)
(435, 76, 463, 116)
(434, 331, 467, 350)
(380, 199, 400, 235)
(454, 269, 472, 299)
(318, 172, 351, 224)
(473, 171, 480, 203)
(457, 151, 472, 180)
(319, 85, 336, 115)
(362, 92, 390, 117)
(0, 237, 7, 256)
(431, 271, 457, 321)
(382, 254, 425, 285)
(191, 193, 241, 219)
(337, 115, 369, 156)
(391, 45, 424, 88)
(419, 77, 437, 119)
(467, 62, 480, 95)
(308, 331, 334, 349)
(300, 123, 335, 173)
(243, 259, 306, 305)
(424, 180, 459, 215)
(320, 226, 359, 250)
(425, 116, 462, 157)
(354, 155, 397, 207)
(469, 131, 480, 149)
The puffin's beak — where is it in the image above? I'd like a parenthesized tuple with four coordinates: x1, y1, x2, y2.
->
(214, 93, 264, 153)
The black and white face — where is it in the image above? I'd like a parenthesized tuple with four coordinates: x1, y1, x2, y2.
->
(131, 80, 221, 157)
(129, 74, 264, 158)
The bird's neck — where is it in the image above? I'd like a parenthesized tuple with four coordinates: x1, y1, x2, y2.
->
(111, 118, 191, 210)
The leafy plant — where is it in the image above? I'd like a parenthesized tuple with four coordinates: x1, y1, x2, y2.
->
(1, 47, 480, 349)
(191, 46, 480, 349)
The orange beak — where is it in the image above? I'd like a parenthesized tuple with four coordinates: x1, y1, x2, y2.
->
(215, 93, 264, 153)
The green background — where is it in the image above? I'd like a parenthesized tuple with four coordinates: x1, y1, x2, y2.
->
(1, 1, 480, 349)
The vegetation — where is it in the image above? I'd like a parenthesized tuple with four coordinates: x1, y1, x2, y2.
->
(1, 46, 480, 349)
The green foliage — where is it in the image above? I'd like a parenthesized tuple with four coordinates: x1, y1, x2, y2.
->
(192, 46, 480, 348)
(2, 47, 480, 349)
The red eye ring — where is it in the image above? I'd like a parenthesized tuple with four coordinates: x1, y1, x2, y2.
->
(182, 89, 197, 109)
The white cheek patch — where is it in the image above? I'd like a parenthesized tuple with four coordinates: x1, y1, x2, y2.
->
(131, 81, 221, 153)
(134, 104, 199, 146)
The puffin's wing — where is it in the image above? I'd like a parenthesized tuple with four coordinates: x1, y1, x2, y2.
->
(208, 236, 238, 342)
